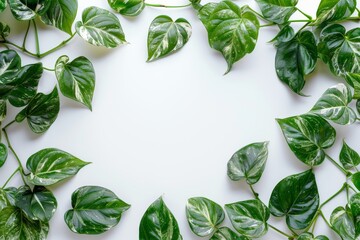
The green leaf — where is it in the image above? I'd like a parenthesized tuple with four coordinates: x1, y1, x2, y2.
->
(30, 186, 57, 222)
(275, 31, 317, 95)
(352, 172, 360, 191)
(14, 185, 36, 220)
(210, 227, 249, 240)
(255, 0, 298, 24)
(314, 0, 356, 25)
(0, 50, 21, 81)
(4, 187, 17, 206)
(339, 140, 360, 170)
(225, 199, 269, 238)
(277, 114, 336, 166)
(0, 0, 6, 12)
(76, 6, 126, 48)
(40, 0, 78, 35)
(199, 1, 259, 73)
(297, 232, 329, 240)
(310, 83, 356, 125)
(269, 170, 319, 230)
(330, 206, 356, 240)
(55, 55, 95, 110)
(269, 25, 295, 46)
(0, 188, 11, 211)
(108, 0, 145, 16)
(147, 15, 192, 62)
(8, 0, 50, 20)
(65, 186, 130, 234)
(140, 197, 182, 240)
(350, 193, 360, 237)
(0, 99, 6, 121)
(0, 143, 7, 168)
(227, 141, 268, 185)
(26, 148, 90, 186)
(186, 197, 225, 237)
(0, 206, 49, 240)
(0, 22, 10, 40)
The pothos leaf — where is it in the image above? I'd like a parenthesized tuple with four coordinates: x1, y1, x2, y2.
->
(198, 1, 259, 73)
(255, 0, 298, 24)
(225, 199, 269, 238)
(277, 114, 336, 166)
(30, 186, 57, 222)
(350, 193, 360, 237)
(310, 83, 356, 125)
(40, 0, 78, 35)
(0, 188, 12, 211)
(0, 143, 7, 168)
(314, 0, 356, 26)
(210, 227, 249, 240)
(0, 99, 6, 122)
(269, 25, 295, 46)
(140, 197, 182, 240)
(330, 206, 356, 239)
(26, 148, 90, 186)
(8, 0, 50, 21)
(14, 185, 36, 220)
(76, 6, 126, 48)
(353, 173, 360, 191)
(269, 170, 319, 230)
(147, 15, 192, 62)
(65, 186, 130, 234)
(339, 140, 360, 170)
(0, 50, 21, 81)
(55, 55, 95, 110)
(186, 197, 225, 237)
(0, 206, 49, 240)
(108, 0, 145, 16)
(296, 232, 329, 240)
(15, 87, 60, 134)
(0, 0, 5, 12)
(0, 22, 10, 40)
(227, 141, 268, 185)
(275, 30, 317, 95)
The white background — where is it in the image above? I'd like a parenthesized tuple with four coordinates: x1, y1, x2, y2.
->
(0, 0, 358, 239)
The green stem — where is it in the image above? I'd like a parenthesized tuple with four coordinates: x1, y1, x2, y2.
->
(145, 2, 191, 8)
(320, 183, 346, 209)
(288, 19, 313, 23)
(346, 183, 350, 202)
(347, 16, 360, 21)
(3, 40, 38, 58)
(347, 184, 358, 193)
(2, 167, 20, 188)
(296, 7, 312, 20)
(3, 120, 15, 130)
(268, 224, 293, 238)
(39, 32, 76, 58)
(43, 66, 55, 71)
(260, 23, 276, 28)
(325, 153, 349, 176)
(249, 9, 269, 22)
(311, 213, 320, 233)
(319, 211, 332, 229)
(249, 184, 259, 199)
(22, 21, 31, 49)
(32, 20, 40, 57)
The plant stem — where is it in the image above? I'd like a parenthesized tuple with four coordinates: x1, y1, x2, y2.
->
(3, 40, 38, 58)
(325, 153, 349, 176)
(347, 16, 360, 21)
(22, 21, 31, 49)
(296, 7, 312, 20)
(249, 184, 259, 199)
(39, 33, 76, 58)
(319, 211, 332, 229)
(268, 224, 293, 238)
(2, 167, 20, 188)
(260, 23, 276, 28)
(288, 19, 313, 23)
(32, 20, 40, 57)
(43, 66, 55, 71)
(3, 120, 15, 130)
(311, 212, 320, 233)
(320, 183, 346, 209)
(347, 183, 358, 193)
(249, 9, 269, 22)
(145, 2, 191, 8)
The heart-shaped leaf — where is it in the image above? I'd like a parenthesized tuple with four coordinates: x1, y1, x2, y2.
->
(331, 206, 356, 239)
(108, 0, 145, 16)
(269, 25, 295, 46)
(0, 0, 6, 12)
(8, 0, 50, 21)
(65, 186, 130, 234)
(277, 114, 336, 166)
(210, 227, 249, 240)
(140, 197, 182, 240)
(26, 148, 90, 186)
(30, 186, 57, 222)
(0, 22, 10, 39)
(0, 188, 12, 211)
(15, 185, 37, 220)
(0, 50, 21, 81)
(225, 199, 269, 238)
(227, 141, 268, 185)
(55, 55, 95, 110)
(269, 170, 319, 230)
(275, 30, 317, 95)
(255, 0, 298, 24)
(352, 172, 360, 191)
(339, 140, 360, 170)
(76, 6, 126, 48)
(0, 206, 49, 239)
(147, 15, 192, 62)
(350, 193, 360, 237)
(296, 232, 329, 240)
(199, 1, 259, 73)
(186, 197, 225, 237)
(310, 83, 356, 125)
(40, 0, 78, 35)
(15, 87, 59, 134)
(314, 0, 356, 26)
(0, 143, 7, 168)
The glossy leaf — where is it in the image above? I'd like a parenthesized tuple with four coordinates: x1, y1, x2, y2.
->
(0, 63, 42, 107)
(210, 227, 249, 240)
(353, 172, 360, 191)
(0, 99, 6, 121)
(65, 186, 130, 234)
(0, 188, 11, 211)
(330, 206, 356, 239)
(15, 87, 59, 134)
(277, 114, 336, 166)
(227, 141, 268, 185)
(297, 233, 329, 240)
(199, 1, 259, 73)
(339, 141, 360, 170)
(4, 187, 17, 206)
(0, 0, 5, 12)
(108, 0, 145, 16)
(55, 55, 95, 110)
(0, 50, 21, 81)
(186, 197, 225, 237)
(0, 143, 7, 168)
(0, 22, 10, 39)
(255, 0, 298, 24)
(140, 197, 182, 240)
(269, 25, 295, 46)
(314, 0, 356, 25)
(310, 84, 356, 125)
(30, 186, 57, 222)
(269, 170, 319, 230)
(225, 199, 269, 238)
(8, 0, 50, 20)
(275, 31, 317, 94)
(76, 6, 126, 48)
(147, 15, 192, 62)
(26, 148, 90, 186)
(14, 185, 36, 220)
(350, 193, 360, 237)
(0, 206, 48, 240)
(40, 0, 78, 35)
